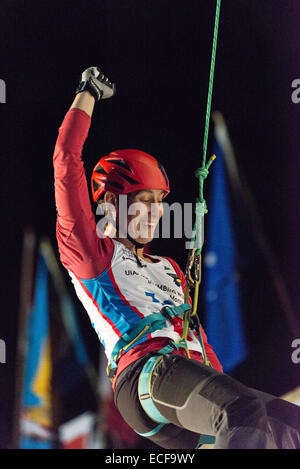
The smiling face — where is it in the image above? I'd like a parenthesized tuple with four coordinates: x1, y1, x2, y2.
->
(126, 189, 165, 244)
(103, 189, 164, 244)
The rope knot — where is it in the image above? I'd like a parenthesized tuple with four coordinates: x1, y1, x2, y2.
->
(195, 166, 209, 181)
(195, 155, 216, 182)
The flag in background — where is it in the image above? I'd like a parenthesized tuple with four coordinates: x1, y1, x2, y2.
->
(203, 129, 248, 373)
(20, 252, 53, 448)
(17, 236, 165, 449)
(18, 240, 100, 449)
(39, 239, 101, 448)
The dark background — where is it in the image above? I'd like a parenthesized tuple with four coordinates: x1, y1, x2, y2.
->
(0, 0, 299, 448)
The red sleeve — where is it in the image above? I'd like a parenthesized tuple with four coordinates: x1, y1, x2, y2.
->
(53, 108, 114, 279)
(164, 256, 223, 373)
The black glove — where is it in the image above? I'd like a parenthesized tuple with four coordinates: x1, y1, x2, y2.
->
(76, 66, 116, 101)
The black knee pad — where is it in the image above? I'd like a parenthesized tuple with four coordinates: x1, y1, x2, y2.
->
(150, 354, 268, 436)
(150, 354, 222, 427)
(151, 354, 222, 408)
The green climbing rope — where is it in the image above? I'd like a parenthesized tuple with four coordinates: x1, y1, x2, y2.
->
(194, 0, 221, 253)
(202, 0, 221, 171)
(182, 1, 222, 365)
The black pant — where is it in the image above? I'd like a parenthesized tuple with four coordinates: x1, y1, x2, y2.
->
(114, 353, 300, 449)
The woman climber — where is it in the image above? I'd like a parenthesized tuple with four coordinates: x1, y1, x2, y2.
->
(53, 66, 300, 449)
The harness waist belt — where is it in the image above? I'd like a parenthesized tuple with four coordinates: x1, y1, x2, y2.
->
(107, 303, 192, 379)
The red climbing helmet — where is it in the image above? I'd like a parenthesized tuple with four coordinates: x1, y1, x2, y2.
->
(91, 149, 170, 202)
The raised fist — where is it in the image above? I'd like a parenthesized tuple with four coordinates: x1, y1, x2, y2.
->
(76, 67, 116, 101)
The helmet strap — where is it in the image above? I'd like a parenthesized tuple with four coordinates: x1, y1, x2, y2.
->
(127, 234, 148, 268)
(127, 233, 147, 250)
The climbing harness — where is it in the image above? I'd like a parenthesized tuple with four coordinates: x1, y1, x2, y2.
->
(108, 0, 222, 447)
(106, 303, 191, 379)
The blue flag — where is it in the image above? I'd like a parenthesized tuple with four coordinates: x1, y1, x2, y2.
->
(20, 244, 96, 448)
(203, 136, 248, 373)
(21, 252, 53, 448)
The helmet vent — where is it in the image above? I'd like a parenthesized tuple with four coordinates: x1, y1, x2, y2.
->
(106, 158, 132, 172)
(117, 172, 139, 185)
(158, 162, 169, 186)
(94, 165, 107, 175)
(92, 180, 100, 193)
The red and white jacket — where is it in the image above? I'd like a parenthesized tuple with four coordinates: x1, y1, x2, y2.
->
(53, 108, 223, 389)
